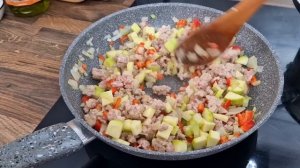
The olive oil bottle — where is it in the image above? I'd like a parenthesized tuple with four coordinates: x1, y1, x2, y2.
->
(5, 0, 50, 17)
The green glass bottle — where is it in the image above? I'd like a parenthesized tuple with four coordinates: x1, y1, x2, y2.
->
(5, 0, 50, 17)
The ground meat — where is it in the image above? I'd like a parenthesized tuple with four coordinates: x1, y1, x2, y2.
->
(244, 69, 256, 82)
(107, 109, 124, 121)
(142, 125, 156, 140)
(158, 123, 169, 131)
(218, 106, 228, 114)
(92, 68, 108, 80)
(137, 138, 150, 149)
(125, 104, 145, 120)
(151, 138, 174, 152)
(152, 99, 165, 111)
(116, 55, 128, 68)
(86, 98, 98, 109)
(84, 113, 96, 127)
(127, 134, 137, 144)
(152, 85, 171, 96)
(176, 131, 186, 140)
(206, 95, 222, 113)
(81, 85, 95, 97)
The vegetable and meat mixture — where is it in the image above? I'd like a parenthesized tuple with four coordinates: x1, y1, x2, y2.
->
(68, 16, 262, 152)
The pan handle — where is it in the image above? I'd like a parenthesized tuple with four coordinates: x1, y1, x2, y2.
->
(0, 120, 95, 167)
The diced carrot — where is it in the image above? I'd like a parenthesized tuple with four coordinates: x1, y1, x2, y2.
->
(178, 121, 184, 133)
(149, 34, 155, 40)
(147, 49, 156, 55)
(119, 24, 125, 29)
(156, 72, 164, 80)
(113, 97, 122, 109)
(93, 119, 102, 132)
(220, 136, 229, 144)
(145, 59, 154, 67)
(222, 100, 231, 110)
(98, 55, 105, 62)
(176, 19, 187, 28)
(82, 64, 87, 71)
(169, 92, 177, 99)
(197, 103, 205, 113)
(250, 75, 258, 86)
(103, 111, 108, 121)
(240, 120, 255, 132)
(132, 99, 140, 105)
(186, 136, 194, 144)
(106, 79, 114, 88)
(139, 84, 145, 91)
(111, 87, 118, 94)
(234, 132, 241, 137)
(226, 77, 232, 86)
(136, 61, 145, 69)
(120, 35, 128, 44)
(81, 96, 90, 103)
(95, 103, 102, 111)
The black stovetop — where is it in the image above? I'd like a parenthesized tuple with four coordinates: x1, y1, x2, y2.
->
(36, 0, 300, 168)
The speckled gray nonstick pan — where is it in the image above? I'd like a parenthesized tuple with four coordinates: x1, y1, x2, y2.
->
(0, 3, 283, 167)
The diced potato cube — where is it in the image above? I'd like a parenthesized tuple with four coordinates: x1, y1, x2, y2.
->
(206, 130, 221, 147)
(163, 116, 178, 127)
(201, 120, 216, 132)
(123, 120, 132, 132)
(143, 107, 156, 118)
(192, 135, 207, 150)
(131, 23, 141, 33)
(131, 120, 142, 136)
(172, 140, 187, 152)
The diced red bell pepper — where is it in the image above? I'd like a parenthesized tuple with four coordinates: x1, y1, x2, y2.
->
(220, 136, 229, 144)
(103, 111, 108, 121)
(223, 100, 231, 110)
(93, 119, 102, 132)
(81, 96, 90, 103)
(98, 55, 105, 62)
(226, 77, 232, 86)
(111, 87, 118, 94)
(132, 99, 140, 105)
(192, 18, 201, 27)
(240, 120, 255, 132)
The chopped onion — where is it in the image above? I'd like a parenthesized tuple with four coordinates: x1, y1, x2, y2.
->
(103, 34, 111, 40)
(227, 107, 246, 115)
(111, 33, 123, 41)
(247, 56, 258, 70)
(71, 65, 81, 81)
(204, 16, 211, 23)
(187, 18, 192, 22)
(86, 37, 93, 46)
(125, 41, 135, 48)
(68, 79, 78, 90)
(112, 29, 120, 36)
(79, 85, 86, 91)
(257, 66, 264, 73)
(172, 16, 179, 23)
(120, 26, 131, 35)
(79, 55, 85, 62)
(82, 47, 95, 59)
(141, 17, 149, 22)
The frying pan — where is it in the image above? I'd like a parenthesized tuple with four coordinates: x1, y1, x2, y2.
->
(0, 3, 283, 167)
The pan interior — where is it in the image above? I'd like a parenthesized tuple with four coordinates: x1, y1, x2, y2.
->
(60, 3, 282, 160)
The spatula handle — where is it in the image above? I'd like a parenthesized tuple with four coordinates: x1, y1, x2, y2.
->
(212, 0, 266, 36)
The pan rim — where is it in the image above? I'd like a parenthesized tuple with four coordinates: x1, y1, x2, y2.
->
(59, 2, 284, 160)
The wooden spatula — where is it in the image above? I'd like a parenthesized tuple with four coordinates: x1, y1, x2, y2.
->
(176, 0, 266, 65)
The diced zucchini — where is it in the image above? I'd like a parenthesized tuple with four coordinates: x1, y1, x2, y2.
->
(200, 131, 209, 138)
(163, 116, 178, 127)
(206, 130, 221, 147)
(212, 113, 229, 122)
(202, 108, 214, 122)
(131, 23, 141, 33)
(143, 26, 155, 35)
(106, 120, 123, 139)
(143, 107, 156, 118)
(192, 125, 201, 138)
(113, 138, 130, 146)
(164, 38, 178, 53)
(93, 86, 105, 98)
(172, 140, 187, 152)
(215, 89, 224, 98)
(99, 90, 114, 106)
(183, 125, 193, 137)
(235, 55, 249, 65)
(176, 28, 185, 37)
(103, 57, 116, 68)
(171, 126, 179, 135)
(156, 123, 173, 140)
(144, 41, 152, 49)
(131, 120, 142, 136)
(127, 62, 134, 73)
(224, 91, 245, 106)
(182, 110, 195, 121)
(243, 96, 251, 107)
(123, 119, 132, 132)
(128, 32, 144, 44)
(192, 113, 204, 126)
(201, 120, 216, 132)
(165, 102, 173, 113)
(192, 135, 207, 150)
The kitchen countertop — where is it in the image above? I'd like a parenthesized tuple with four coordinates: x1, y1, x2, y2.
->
(0, 0, 134, 146)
